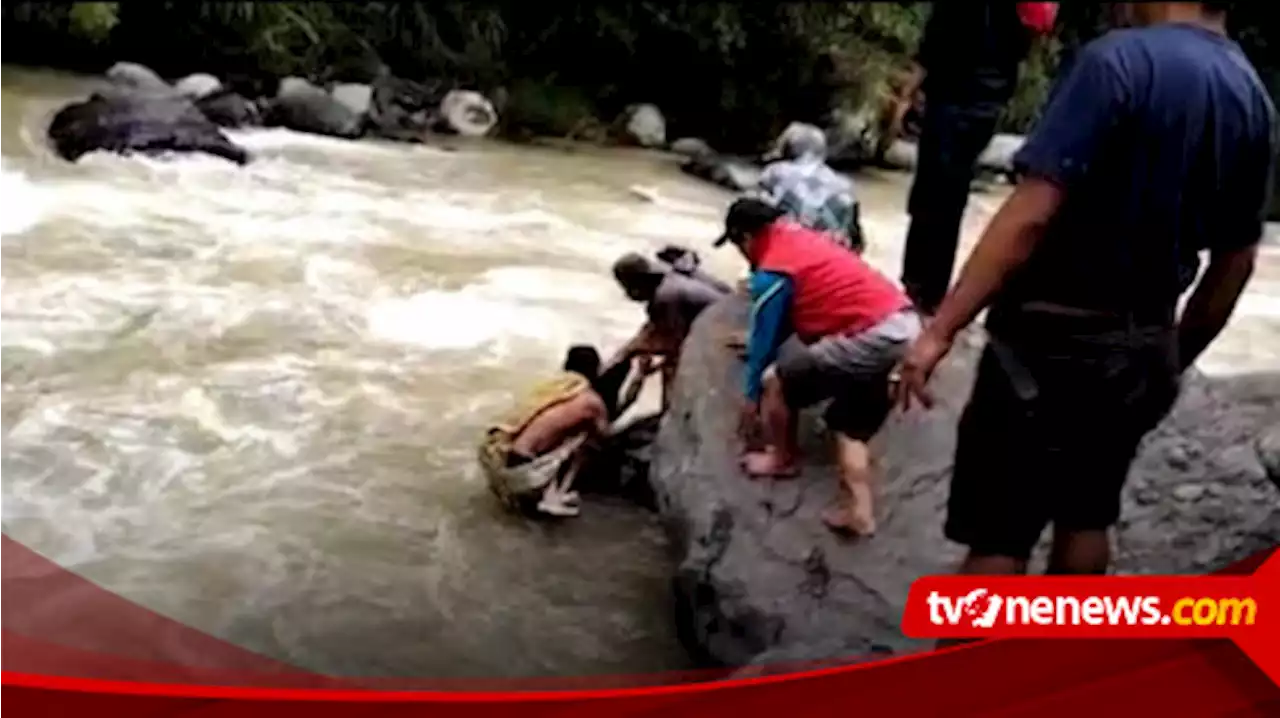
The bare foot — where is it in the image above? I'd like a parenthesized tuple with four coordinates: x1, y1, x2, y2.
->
(537, 496, 581, 518)
(740, 450, 801, 479)
(822, 502, 876, 537)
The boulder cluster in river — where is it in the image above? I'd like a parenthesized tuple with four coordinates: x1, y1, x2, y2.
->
(46, 61, 503, 164)
(47, 61, 1027, 196)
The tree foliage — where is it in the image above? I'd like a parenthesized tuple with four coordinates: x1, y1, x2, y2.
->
(7, 2, 1275, 151)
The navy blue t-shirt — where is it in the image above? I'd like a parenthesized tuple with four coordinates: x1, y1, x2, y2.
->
(997, 23, 1276, 320)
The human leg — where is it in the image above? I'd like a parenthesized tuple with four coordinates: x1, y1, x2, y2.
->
(817, 328, 913, 536)
(741, 367, 803, 478)
(822, 434, 877, 536)
(901, 105, 1000, 313)
(1043, 331, 1181, 574)
(944, 345, 1053, 569)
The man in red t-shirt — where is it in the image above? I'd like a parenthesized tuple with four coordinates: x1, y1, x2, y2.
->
(715, 199, 922, 535)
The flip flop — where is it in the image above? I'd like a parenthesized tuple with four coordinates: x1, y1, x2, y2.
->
(740, 450, 802, 479)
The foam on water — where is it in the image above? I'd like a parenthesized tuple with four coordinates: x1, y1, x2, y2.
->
(366, 264, 635, 354)
(0, 160, 53, 235)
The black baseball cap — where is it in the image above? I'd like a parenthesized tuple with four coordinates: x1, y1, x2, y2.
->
(713, 198, 786, 247)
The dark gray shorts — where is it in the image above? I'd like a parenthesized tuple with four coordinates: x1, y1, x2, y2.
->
(774, 308, 922, 441)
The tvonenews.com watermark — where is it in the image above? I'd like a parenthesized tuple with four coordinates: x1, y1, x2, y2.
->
(924, 589, 1257, 630)
(901, 573, 1272, 640)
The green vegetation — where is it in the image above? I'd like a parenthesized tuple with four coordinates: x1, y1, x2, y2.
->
(4, 2, 1277, 153)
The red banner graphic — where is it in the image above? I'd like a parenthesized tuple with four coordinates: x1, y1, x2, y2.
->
(4, 535, 1279, 716)
(902, 555, 1280, 686)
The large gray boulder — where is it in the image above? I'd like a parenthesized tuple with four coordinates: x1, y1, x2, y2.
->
(263, 76, 364, 139)
(671, 137, 714, 159)
(650, 295, 1280, 666)
(105, 62, 169, 93)
(174, 73, 223, 100)
(47, 88, 250, 165)
(621, 103, 667, 148)
(436, 90, 498, 137)
(330, 82, 373, 117)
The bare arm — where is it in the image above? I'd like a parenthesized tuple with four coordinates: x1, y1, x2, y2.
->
(614, 357, 658, 418)
(1177, 245, 1259, 372)
(606, 321, 665, 368)
(928, 178, 1063, 340)
(583, 392, 613, 439)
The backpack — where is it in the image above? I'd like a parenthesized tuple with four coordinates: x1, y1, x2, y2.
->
(1016, 2, 1059, 36)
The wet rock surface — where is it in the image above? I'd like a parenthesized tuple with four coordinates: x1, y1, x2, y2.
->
(580, 415, 663, 511)
(174, 72, 223, 100)
(649, 294, 1280, 666)
(104, 62, 169, 93)
(47, 88, 250, 165)
(264, 77, 365, 139)
(679, 153, 761, 193)
(194, 89, 261, 129)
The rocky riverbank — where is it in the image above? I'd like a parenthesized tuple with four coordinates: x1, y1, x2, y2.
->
(648, 294, 1280, 667)
(45, 60, 1030, 194)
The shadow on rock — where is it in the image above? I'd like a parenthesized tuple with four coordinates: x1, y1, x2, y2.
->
(650, 294, 1280, 667)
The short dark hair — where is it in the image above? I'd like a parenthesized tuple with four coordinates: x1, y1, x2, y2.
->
(563, 345, 601, 378)
(612, 252, 665, 298)
(713, 198, 786, 247)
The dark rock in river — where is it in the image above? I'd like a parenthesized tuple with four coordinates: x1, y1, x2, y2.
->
(680, 153, 761, 193)
(580, 414, 663, 511)
(47, 89, 251, 165)
(365, 72, 446, 143)
(195, 89, 261, 129)
(650, 294, 1280, 667)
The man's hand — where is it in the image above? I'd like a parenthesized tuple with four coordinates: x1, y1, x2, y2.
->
(892, 327, 954, 412)
(637, 355, 664, 377)
(738, 400, 761, 443)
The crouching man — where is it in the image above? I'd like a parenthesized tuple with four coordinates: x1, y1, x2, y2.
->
(609, 251, 729, 410)
(716, 198, 921, 536)
(478, 347, 613, 518)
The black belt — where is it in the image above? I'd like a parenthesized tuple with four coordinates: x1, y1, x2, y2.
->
(985, 301, 1176, 406)
(990, 301, 1175, 336)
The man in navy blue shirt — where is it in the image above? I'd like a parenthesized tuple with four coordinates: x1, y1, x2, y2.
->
(895, 1, 1275, 577)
